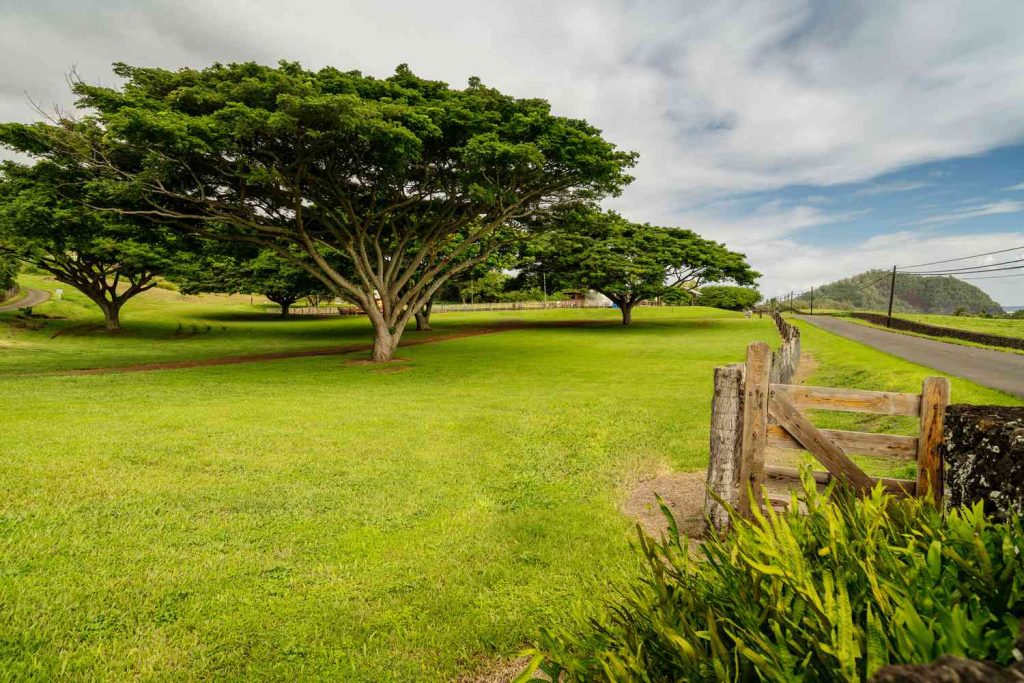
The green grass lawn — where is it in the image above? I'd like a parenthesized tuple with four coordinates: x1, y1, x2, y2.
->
(2, 282, 1020, 680)
(899, 312, 1024, 339)
(0, 281, 768, 681)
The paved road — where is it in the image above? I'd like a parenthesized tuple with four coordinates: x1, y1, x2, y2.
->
(0, 288, 51, 312)
(796, 315, 1024, 399)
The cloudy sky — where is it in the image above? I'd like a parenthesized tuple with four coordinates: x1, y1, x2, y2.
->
(2, 0, 1023, 304)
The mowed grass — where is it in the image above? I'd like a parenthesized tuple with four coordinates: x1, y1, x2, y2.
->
(3, 283, 1020, 680)
(0, 284, 769, 681)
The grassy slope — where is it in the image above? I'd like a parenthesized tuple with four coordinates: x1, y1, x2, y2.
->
(0, 281, 765, 681)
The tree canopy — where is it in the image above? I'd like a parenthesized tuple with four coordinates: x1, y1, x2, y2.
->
(526, 210, 758, 324)
(0, 61, 636, 358)
(0, 159, 181, 330)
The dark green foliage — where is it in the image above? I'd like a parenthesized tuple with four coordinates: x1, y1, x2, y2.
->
(797, 270, 1003, 314)
(0, 253, 17, 291)
(525, 479, 1024, 682)
(696, 285, 760, 310)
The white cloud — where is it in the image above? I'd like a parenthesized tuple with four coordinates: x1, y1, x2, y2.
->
(853, 181, 930, 196)
(1004, 182, 1024, 191)
(914, 200, 1024, 226)
(2, 1, 1024, 301)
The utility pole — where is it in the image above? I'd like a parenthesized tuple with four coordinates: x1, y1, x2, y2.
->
(886, 265, 897, 328)
(542, 272, 547, 302)
(809, 286, 814, 315)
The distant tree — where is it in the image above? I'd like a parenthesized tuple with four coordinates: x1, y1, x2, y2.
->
(696, 285, 761, 311)
(174, 245, 331, 316)
(529, 210, 758, 325)
(0, 160, 179, 330)
(661, 286, 698, 306)
(1, 62, 636, 360)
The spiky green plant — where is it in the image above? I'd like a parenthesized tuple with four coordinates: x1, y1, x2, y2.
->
(521, 477, 1024, 682)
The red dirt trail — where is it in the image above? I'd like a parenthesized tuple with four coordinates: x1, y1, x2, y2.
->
(39, 320, 600, 377)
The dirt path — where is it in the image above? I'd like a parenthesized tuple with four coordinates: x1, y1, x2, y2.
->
(796, 315, 1024, 398)
(0, 288, 50, 312)
(35, 320, 599, 377)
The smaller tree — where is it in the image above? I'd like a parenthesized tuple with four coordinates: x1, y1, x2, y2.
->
(529, 210, 758, 325)
(696, 285, 761, 311)
(174, 246, 330, 316)
(0, 161, 178, 330)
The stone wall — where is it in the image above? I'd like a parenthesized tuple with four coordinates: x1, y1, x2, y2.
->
(942, 404, 1024, 521)
(848, 312, 1024, 351)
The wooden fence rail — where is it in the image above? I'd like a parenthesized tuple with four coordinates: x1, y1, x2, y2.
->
(705, 335, 950, 531)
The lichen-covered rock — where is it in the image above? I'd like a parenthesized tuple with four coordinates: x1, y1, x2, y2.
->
(942, 404, 1024, 521)
(870, 655, 1024, 682)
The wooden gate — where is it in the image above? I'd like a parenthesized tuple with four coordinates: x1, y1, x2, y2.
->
(708, 341, 950, 526)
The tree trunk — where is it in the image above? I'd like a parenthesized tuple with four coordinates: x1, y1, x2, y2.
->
(415, 300, 433, 331)
(620, 301, 633, 325)
(100, 301, 122, 331)
(279, 302, 291, 317)
(371, 327, 402, 362)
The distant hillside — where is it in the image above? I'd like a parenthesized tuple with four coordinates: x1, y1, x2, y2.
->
(794, 270, 1004, 315)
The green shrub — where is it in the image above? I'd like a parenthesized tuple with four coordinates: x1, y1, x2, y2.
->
(522, 479, 1024, 682)
(696, 285, 760, 311)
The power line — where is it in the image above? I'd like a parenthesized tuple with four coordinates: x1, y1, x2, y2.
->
(902, 263, 1024, 276)
(901, 256, 1024, 275)
(954, 272, 1024, 281)
(898, 244, 1024, 269)
(856, 271, 892, 291)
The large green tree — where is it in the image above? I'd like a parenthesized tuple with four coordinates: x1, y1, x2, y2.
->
(1, 62, 635, 360)
(0, 160, 179, 330)
(174, 245, 332, 316)
(529, 210, 758, 325)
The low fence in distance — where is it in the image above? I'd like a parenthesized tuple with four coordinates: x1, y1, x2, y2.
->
(847, 312, 1024, 351)
(769, 310, 800, 384)
(290, 299, 614, 316)
(429, 300, 609, 314)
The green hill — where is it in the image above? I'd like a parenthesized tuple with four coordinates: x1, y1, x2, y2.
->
(795, 270, 1004, 315)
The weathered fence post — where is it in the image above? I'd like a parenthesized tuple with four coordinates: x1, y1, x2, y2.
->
(704, 363, 745, 532)
(916, 376, 951, 505)
(738, 342, 772, 517)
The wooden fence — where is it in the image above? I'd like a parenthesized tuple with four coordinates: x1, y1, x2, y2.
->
(705, 340, 950, 531)
(769, 310, 800, 384)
